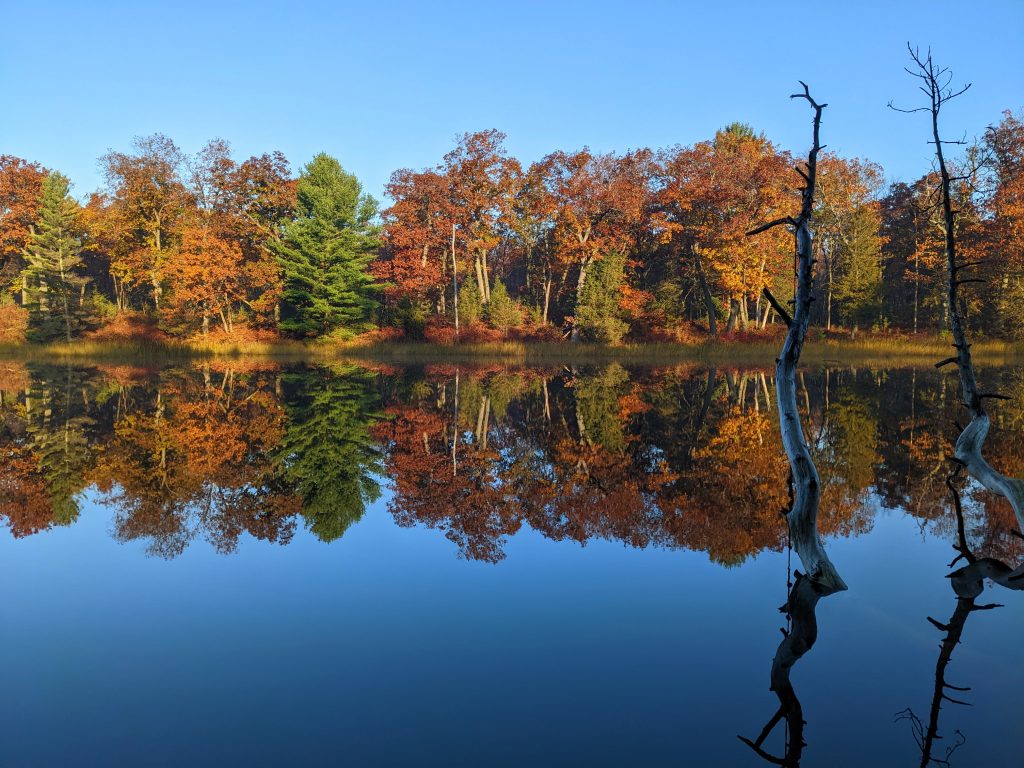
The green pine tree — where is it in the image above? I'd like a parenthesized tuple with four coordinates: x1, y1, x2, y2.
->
(23, 173, 89, 341)
(833, 204, 884, 328)
(485, 279, 522, 337)
(575, 250, 629, 343)
(458, 278, 483, 326)
(273, 154, 381, 338)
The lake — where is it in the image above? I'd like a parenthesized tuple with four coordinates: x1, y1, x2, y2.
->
(1, 359, 1021, 766)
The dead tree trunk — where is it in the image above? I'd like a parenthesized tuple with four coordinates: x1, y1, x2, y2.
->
(749, 83, 846, 593)
(893, 46, 1024, 528)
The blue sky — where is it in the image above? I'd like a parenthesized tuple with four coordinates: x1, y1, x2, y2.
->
(2, 1, 1021, 201)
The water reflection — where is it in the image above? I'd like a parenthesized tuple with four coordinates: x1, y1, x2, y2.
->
(898, 462, 1024, 767)
(3, 359, 1024, 764)
(740, 570, 832, 766)
(4, 360, 1024, 565)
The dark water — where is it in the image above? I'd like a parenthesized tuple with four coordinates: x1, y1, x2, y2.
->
(1, 359, 1022, 766)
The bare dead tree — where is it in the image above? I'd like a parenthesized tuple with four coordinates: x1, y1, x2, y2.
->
(748, 83, 846, 593)
(892, 44, 1024, 533)
(739, 83, 846, 766)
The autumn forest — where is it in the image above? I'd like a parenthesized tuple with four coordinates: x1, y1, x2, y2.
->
(5, 0, 1024, 758)
(1, 108, 1022, 347)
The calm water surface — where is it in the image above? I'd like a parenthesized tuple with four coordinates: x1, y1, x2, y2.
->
(1, 360, 1022, 766)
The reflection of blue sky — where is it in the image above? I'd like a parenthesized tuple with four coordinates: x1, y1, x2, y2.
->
(3, 487, 1022, 766)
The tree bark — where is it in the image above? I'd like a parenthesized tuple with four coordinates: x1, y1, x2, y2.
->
(474, 257, 486, 304)
(451, 225, 459, 339)
(481, 250, 491, 303)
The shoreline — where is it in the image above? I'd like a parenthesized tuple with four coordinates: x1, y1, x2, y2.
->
(2, 335, 1023, 368)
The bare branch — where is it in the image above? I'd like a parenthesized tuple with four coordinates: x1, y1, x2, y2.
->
(746, 216, 797, 236)
(762, 287, 793, 327)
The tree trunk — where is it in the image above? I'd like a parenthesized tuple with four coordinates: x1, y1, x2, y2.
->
(760, 85, 846, 593)
(542, 277, 552, 325)
(695, 252, 717, 337)
(481, 250, 491, 303)
(474, 257, 486, 304)
(569, 257, 592, 341)
(913, 251, 920, 334)
(910, 52, 1024, 534)
(451, 225, 459, 339)
(726, 297, 741, 333)
(826, 254, 833, 330)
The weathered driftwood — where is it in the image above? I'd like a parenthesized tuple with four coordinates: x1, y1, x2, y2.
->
(751, 84, 846, 593)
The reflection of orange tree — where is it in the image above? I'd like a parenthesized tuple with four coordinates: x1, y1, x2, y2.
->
(0, 452, 55, 537)
(90, 368, 298, 556)
(1, 364, 97, 535)
(0, 361, 929, 563)
(375, 396, 515, 563)
(664, 407, 788, 565)
(1, 364, 74, 536)
(378, 365, 881, 565)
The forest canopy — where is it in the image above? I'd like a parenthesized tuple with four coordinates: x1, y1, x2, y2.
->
(0, 108, 1021, 344)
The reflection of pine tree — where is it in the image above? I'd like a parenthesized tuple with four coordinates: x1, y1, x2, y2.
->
(25, 365, 96, 524)
(572, 363, 630, 451)
(276, 365, 384, 541)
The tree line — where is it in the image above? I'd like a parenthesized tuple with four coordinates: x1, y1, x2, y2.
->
(0, 110, 1020, 343)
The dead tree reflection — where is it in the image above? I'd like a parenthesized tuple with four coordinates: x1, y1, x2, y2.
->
(739, 570, 830, 765)
(897, 467, 1022, 767)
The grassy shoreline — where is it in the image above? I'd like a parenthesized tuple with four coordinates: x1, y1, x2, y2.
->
(2, 335, 1022, 368)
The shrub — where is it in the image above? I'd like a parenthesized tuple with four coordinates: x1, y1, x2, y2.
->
(393, 300, 427, 339)
(0, 303, 28, 343)
(83, 311, 169, 344)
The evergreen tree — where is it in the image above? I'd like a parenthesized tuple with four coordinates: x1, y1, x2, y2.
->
(458, 278, 483, 326)
(833, 204, 884, 328)
(575, 250, 629, 343)
(273, 154, 381, 337)
(23, 173, 89, 341)
(485, 279, 521, 336)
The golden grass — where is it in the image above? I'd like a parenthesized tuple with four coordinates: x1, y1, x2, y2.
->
(2, 334, 1022, 368)
(331, 337, 1024, 371)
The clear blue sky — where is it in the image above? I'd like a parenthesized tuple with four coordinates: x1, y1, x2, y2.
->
(2, 0, 1021, 201)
